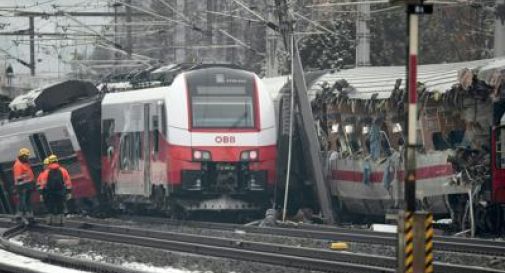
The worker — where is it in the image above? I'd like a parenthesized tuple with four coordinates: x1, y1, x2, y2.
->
(37, 157, 49, 189)
(12, 148, 35, 223)
(37, 154, 72, 226)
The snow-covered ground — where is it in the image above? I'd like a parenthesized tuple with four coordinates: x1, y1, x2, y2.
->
(7, 236, 207, 273)
(0, 247, 90, 273)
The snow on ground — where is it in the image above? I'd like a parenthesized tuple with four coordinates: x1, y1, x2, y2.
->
(121, 262, 211, 273)
(9, 235, 209, 273)
(0, 247, 91, 273)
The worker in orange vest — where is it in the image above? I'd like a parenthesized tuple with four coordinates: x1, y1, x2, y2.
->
(37, 154, 72, 225)
(37, 157, 49, 203)
(12, 148, 35, 223)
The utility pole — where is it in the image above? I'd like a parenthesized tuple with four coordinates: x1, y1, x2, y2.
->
(265, 4, 279, 77)
(175, 0, 186, 63)
(113, 1, 119, 74)
(126, 0, 132, 58)
(355, 2, 371, 66)
(28, 16, 35, 76)
(495, 0, 505, 57)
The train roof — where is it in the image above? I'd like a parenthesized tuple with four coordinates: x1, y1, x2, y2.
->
(102, 85, 168, 105)
(0, 98, 98, 136)
(99, 63, 251, 93)
(307, 58, 505, 100)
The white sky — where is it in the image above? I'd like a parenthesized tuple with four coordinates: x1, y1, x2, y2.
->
(0, 0, 111, 76)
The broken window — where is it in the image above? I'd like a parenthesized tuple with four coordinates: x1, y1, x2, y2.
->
(29, 133, 51, 161)
(432, 132, 450, 151)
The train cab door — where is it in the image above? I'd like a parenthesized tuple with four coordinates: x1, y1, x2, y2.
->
(115, 103, 149, 196)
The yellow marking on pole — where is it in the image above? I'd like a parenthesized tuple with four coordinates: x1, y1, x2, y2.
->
(404, 211, 415, 273)
(424, 213, 434, 273)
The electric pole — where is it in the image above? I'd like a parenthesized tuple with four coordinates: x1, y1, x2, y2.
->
(29, 16, 35, 76)
(126, 0, 132, 58)
(495, 0, 505, 57)
(265, 4, 279, 77)
(175, 0, 186, 63)
(356, 2, 371, 66)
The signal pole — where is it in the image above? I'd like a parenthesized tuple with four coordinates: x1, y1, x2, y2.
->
(390, 1, 433, 272)
(28, 16, 35, 76)
(495, 0, 505, 57)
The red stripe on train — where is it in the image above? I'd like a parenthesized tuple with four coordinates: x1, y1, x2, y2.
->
(330, 164, 453, 183)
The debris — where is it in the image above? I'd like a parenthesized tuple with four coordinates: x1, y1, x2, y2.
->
(329, 242, 349, 250)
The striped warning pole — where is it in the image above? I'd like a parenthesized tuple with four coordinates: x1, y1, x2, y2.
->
(424, 213, 434, 273)
(404, 211, 415, 273)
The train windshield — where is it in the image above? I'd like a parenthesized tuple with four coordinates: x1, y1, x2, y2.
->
(187, 68, 256, 129)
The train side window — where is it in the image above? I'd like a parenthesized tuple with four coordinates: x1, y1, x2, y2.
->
(119, 132, 141, 171)
(160, 103, 167, 136)
(102, 119, 115, 157)
(49, 139, 75, 158)
(153, 115, 160, 156)
(496, 127, 505, 169)
(29, 133, 51, 161)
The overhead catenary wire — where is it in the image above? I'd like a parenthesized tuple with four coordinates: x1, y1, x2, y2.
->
(114, 0, 259, 54)
(61, 10, 153, 62)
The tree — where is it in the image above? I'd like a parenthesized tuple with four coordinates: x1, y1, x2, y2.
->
(298, 19, 356, 70)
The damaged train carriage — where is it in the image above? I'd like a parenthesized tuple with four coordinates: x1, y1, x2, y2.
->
(311, 59, 505, 232)
(0, 81, 101, 213)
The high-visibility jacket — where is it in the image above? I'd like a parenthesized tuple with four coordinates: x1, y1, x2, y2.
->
(37, 163, 72, 191)
(12, 159, 34, 186)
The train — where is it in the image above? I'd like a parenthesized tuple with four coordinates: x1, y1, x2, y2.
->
(303, 58, 505, 233)
(2, 58, 505, 233)
(0, 65, 277, 215)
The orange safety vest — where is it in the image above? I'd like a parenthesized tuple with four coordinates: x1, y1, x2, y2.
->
(12, 159, 34, 186)
(37, 163, 72, 190)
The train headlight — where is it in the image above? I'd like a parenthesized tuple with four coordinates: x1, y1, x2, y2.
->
(240, 150, 259, 161)
(249, 150, 258, 160)
(193, 150, 211, 161)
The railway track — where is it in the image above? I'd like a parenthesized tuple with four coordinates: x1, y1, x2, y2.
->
(0, 224, 139, 273)
(17, 219, 505, 273)
(1, 217, 505, 273)
(117, 216, 505, 257)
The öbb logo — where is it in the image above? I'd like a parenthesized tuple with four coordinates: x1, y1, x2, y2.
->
(215, 136, 236, 144)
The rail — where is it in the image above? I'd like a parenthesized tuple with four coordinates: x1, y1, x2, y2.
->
(0, 217, 504, 273)
(118, 216, 505, 257)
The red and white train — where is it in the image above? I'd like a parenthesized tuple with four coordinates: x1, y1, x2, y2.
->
(101, 66, 277, 211)
(0, 65, 277, 214)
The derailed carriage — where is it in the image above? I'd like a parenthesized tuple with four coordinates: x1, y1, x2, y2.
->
(0, 81, 101, 213)
(310, 58, 505, 232)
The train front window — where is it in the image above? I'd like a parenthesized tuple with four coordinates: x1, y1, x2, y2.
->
(192, 95, 254, 128)
(187, 68, 256, 129)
